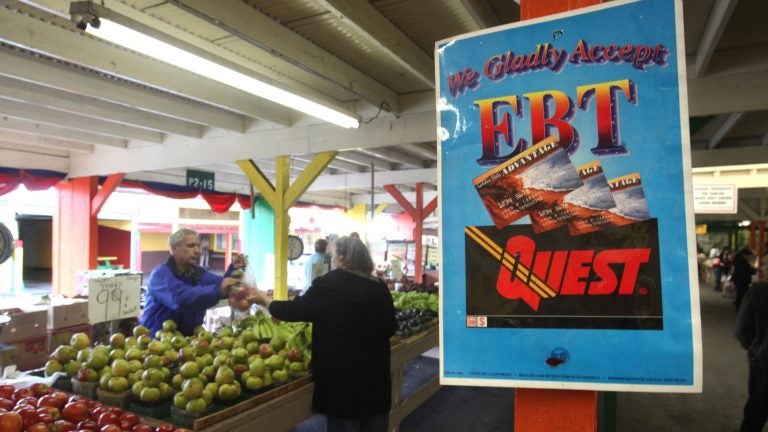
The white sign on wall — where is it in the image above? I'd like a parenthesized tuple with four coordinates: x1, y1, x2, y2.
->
(693, 184, 737, 214)
(87, 273, 142, 324)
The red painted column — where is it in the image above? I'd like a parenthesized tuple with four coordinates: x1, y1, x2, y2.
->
(515, 1, 603, 431)
(53, 174, 124, 296)
(383, 183, 437, 283)
(53, 177, 98, 296)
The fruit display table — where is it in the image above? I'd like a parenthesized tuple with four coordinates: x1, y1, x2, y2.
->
(187, 326, 439, 432)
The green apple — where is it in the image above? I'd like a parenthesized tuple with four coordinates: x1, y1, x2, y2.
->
(179, 361, 200, 379)
(108, 376, 129, 393)
(182, 377, 203, 399)
(185, 397, 208, 414)
(162, 320, 177, 333)
(109, 333, 126, 349)
(139, 386, 161, 403)
(44, 359, 64, 376)
(111, 359, 131, 377)
(214, 366, 235, 385)
(173, 392, 189, 410)
(70, 332, 91, 350)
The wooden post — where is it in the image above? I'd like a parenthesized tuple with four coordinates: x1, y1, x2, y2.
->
(383, 183, 437, 284)
(237, 152, 337, 300)
(53, 174, 124, 296)
(514, 1, 603, 431)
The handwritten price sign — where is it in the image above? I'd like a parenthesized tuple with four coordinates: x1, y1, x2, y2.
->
(87, 274, 141, 324)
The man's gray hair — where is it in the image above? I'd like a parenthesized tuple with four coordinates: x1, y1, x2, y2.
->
(169, 228, 198, 250)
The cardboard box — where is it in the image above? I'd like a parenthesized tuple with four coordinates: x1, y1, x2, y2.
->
(0, 344, 19, 370)
(3, 335, 48, 371)
(0, 307, 48, 343)
(47, 299, 89, 330)
(47, 324, 92, 352)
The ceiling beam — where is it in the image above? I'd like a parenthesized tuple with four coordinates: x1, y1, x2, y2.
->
(707, 112, 744, 149)
(0, 4, 292, 126)
(692, 146, 768, 168)
(291, 155, 362, 174)
(396, 142, 437, 161)
(356, 147, 425, 168)
(162, 0, 399, 113)
(692, 0, 738, 78)
(0, 116, 127, 148)
(67, 109, 436, 176)
(308, 168, 436, 191)
(687, 69, 768, 116)
(0, 146, 68, 171)
(315, 0, 435, 89)
(0, 76, 204, 138)
(0, 130, 93, 154)
(0, 47, 246, 132)
(0, 98, 164, 144)
(458, 0, 501, 29)
(336, 152, 394, 171)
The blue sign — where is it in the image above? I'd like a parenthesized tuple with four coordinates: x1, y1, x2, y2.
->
(437, 0, 701, 391)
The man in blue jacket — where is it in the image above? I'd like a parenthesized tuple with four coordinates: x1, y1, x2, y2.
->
(140, 228, 245, 336)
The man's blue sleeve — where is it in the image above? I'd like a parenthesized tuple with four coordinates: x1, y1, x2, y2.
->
(148, 268, 222, 311)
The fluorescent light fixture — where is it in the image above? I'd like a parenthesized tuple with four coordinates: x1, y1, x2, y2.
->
(86, 20, 360, 129)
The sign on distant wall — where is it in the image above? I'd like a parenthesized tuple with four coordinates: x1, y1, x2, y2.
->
(693, 184, 738, 214)
(436, 0, 701, 392)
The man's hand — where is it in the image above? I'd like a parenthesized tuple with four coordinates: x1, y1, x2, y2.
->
(219, 277, 241, 298)
(232, 254, 248, 270)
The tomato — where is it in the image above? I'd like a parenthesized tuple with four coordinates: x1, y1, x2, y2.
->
(155, 423, 175, 432)
(76, 420, 98, 432)
(28, 422, 51, 432)
(37, 407, 61, 421)
(99, 424, 121, 432)
(119, 413, 138, 429)
(37, 413, 54, 425)
(13, 406, 40, 428)
(51, 419, 76, 432)
(30, 384, 51, 398)
(132, 424, 154, 432)
(88, 407, 106, 423)
(96, 412, 119, 428)
(11, 388, 33, 403)
(15, 397, 38, 407)
(50, 393, 69, 409)
(0, 386, 14, 400)
(66, 396, 87, 405)
(109, 408, 124, 417)
(60, 402, 89, 424)
(0, 411, 23, 432)
(0, 399, 13, 411)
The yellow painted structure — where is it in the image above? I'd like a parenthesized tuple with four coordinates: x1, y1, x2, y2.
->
(237, 152, 337, 299)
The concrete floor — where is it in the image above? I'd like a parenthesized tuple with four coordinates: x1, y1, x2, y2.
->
(394, 278, 750, 432)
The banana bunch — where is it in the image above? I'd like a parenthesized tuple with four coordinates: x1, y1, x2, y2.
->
(273, 321, 293, 340)
(250, 310, 277, 340)
(286, 322, 312, 352)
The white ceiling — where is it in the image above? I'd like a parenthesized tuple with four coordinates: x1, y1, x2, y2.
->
(0, 0, 766, 220)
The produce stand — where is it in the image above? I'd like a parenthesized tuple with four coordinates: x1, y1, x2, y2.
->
(162, 326, 439, 432)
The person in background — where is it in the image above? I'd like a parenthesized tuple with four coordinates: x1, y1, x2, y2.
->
(735, 281, 768, 432)
(249, 236, 397, 432)
(714, 246, 733, 292)
(304, 238, 331, 291)
(140, 228, 246, 336)
(733, 247, 757, 310)
(760, 241, 768, 282)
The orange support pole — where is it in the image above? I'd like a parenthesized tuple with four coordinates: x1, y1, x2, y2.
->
(53, 174, 124, 296)
(53, 177, 98, 296)
(383, 183, 437, 283)
(514, 1, 603, 431)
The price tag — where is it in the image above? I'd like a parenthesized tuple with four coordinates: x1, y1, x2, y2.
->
(87, 274, 141, 324)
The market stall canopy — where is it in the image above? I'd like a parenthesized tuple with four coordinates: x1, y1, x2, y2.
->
(0, 0, 766, 221)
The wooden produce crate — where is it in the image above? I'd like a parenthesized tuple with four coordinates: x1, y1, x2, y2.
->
(187, 376, 314, 432)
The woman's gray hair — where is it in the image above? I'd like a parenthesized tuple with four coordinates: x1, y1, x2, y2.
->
(333, 236, 374, 275)
(169, 228, 199, 250)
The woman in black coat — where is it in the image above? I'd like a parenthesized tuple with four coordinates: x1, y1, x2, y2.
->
(250, 236, 397, 432)
(732, 247, 757, 310)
